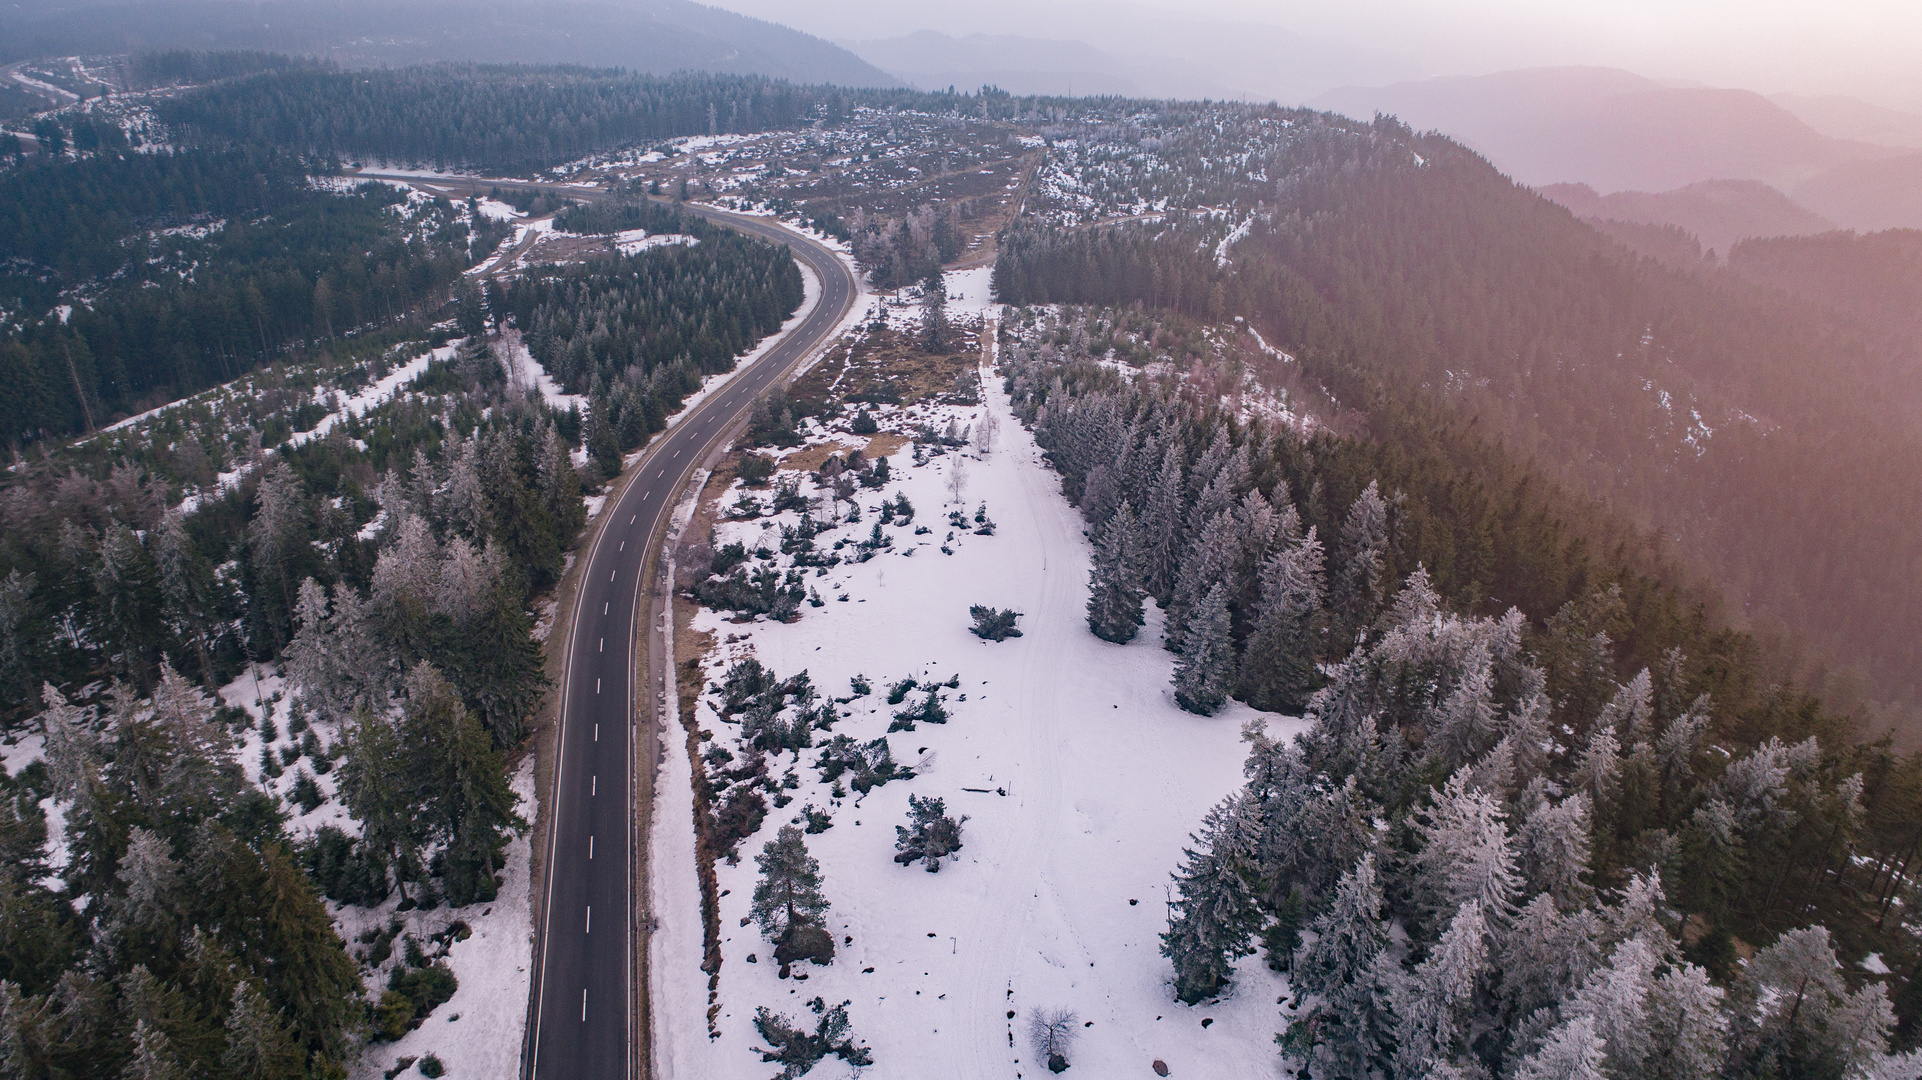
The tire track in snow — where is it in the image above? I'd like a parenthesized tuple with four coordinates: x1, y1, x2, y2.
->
(954, 336, 1077, 1079)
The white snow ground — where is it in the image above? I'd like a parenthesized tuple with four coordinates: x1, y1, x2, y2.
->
(651, 345, 1303, 1078)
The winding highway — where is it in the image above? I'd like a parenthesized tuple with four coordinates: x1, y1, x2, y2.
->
(508, 198, 854, 1079)
(349, 170, 859, 1076)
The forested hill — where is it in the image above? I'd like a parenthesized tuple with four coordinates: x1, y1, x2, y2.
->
(994, 110, 1922, 731)
(0, 0, 898, 87)
(159, 67, 845, 173)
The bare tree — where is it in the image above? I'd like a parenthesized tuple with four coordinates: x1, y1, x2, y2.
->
(1027, 1007, 1079, 1073)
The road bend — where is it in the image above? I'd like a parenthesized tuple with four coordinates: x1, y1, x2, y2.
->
(512, 202, 857, 1079)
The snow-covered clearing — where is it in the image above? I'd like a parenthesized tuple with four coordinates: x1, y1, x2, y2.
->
(288, 344, 451, 448)
(614, 228, 699, 255)
(652, 343, 1302, 1077)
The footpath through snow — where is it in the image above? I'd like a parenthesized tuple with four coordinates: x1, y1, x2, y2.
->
(651, 336, 1303, 1078)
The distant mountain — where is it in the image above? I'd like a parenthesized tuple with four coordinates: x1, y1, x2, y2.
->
(843, 30, 1139, 98)
(719, 0, 1419, 103)
(1543, 179, 1836, 255)
(1772, 93, 1922, 150)
(0, 0, 899, 86)
(1794, 153, 1922, 233)
(1313, 68, 1876, 190)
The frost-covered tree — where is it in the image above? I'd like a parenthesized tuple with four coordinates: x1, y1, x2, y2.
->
(1086, 501, 1145, 643)
(1333, 481, 1389, 639)
(1172, 582, 1236, 715)
(1516, 792, 1594, 909)
(1429, 658, 1498, 770)
(1645, 962, 1728, 1080)
(1290, 854, 1395, 1080)
(1731, 925, 1896, 1078)
(1414, 774, 1521, 924)
(221, 981, 302, 1080)
(284, 578, 383, 727)
(1165, 510, 1242, 652)
(1514, 1016, 1608, 1080)
(1496, 895, 1604, 1033)
(1161, 793, 1263, 1003)
(1393, 899, 1489, 1075)
(1238, 527, 1324, 713)
(126, 1018, 185, 1080)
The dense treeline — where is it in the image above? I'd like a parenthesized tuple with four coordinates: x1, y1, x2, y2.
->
(128, 49, 313, 88)
(1004, 313, 1922, 1068)
(0, 149, 504, 446)
(994, 120, 1922, 725)
(0, 338, 579, 1077)
(7, 670, 364, 1078)
(160, 66, 847, 173)
(502, 205, 803, 475)
(1728, 228, 1922, 345)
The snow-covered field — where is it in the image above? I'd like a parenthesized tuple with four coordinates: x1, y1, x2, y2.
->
(652, 336, 1304, 1077)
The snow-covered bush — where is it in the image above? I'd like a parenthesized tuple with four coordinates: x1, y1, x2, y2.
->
(893, 794, 967, 872)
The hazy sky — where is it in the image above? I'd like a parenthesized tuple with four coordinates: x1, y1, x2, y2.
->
(710, 0, 1922, 108)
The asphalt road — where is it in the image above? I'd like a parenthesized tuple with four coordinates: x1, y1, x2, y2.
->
(519, 204, 857, 1080)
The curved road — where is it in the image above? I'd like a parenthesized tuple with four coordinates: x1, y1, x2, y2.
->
(515, 203, 857, 1079)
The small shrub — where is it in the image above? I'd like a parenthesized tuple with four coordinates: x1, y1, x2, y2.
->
(815, 736, 912, 793)
(889, 690, 948, 732)
(737, 452, 777, 486)
(802, 805, 833, 834)
(753, 998, 873, 1078)
(894, 794, 967, 872)
(850, 409, 878, 435)
(969, 605, 1022, 641)
(417, 1053, 445, 1078)
(885, 677, 916, 705)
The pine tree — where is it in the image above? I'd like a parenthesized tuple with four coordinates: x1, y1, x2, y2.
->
(336, 707, 420, 903)
(1514, 1016, 1608, 1080)
(125, 1017, 186, 1080)
(1646, 962, 1728, 1080)
(1291, 854, 1393, 1080)
(1333, 481, 1389, 640)
(1495, 895, 1604, 1033)
(1516, 793, 1594, 909)
(1561, 936, 1661, 1074)
(1731, 925, 1895, 1078)
(1165, 511, 1240, 652)
(1393, 899, 1489, 1075)
(1160, 793, 1262, 1003)
(220, 982, 302, 1080)
(752, 826, 831, 960)
(1238, 526, 1324, 713)
(1139, 442, 1185, 598)
(404, 666, 525, 905)
(1429, 660, 1498, 770)
(1172, 583, 1236, 716)
(1414, 774, 1521, 924)
(1086, 500, 1145, 643)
